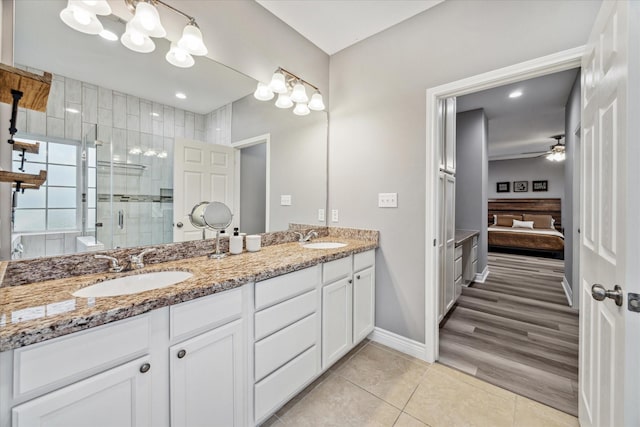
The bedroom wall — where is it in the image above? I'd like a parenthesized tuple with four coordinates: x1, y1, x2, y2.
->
(564, 72, 581, 307)
(455, 109, 488, 276)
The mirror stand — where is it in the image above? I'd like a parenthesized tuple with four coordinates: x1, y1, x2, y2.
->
(209, 229, 226, 260)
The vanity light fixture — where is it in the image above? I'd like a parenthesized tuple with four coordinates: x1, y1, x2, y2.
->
(143, 148, 157, 157)
(60, 0, 208, 69)
(254, 67, 325, 116)
(157, 151, 168, 158)
(129, 147, 143, 155)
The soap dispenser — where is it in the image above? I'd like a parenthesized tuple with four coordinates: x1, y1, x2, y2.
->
(230, 227, 243, 255)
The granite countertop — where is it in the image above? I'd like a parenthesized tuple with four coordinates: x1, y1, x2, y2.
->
(0, 237, 376, 352)
(455, 229, 479, 246)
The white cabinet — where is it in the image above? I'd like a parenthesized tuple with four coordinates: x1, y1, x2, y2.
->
(438, 97, 457, 174)
(322, 250, 376, 369)
(170, 319, 244, 427)
(322, 277, 353, 368)
(439, 172, 456, 317)
(12, 356, 152, 427)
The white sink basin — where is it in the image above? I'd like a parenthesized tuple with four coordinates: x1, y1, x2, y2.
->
(73, 271, 193, 298)
(302, 242, 347, 249)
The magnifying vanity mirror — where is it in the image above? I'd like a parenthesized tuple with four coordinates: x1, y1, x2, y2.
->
(7, 0, 328, 261)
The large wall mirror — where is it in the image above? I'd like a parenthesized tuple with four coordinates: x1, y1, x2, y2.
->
(8, 0, 328, 260)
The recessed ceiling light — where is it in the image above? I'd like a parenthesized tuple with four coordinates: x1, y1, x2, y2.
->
(175, 92, 187, 99)
(151, 112, 160, 117)
(509, 90, 523, 98)
(98, 30, 118, 41)
(65, 108, 79, 114)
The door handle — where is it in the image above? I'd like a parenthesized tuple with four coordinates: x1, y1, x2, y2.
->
(591, 284, 623, 307)
(176, 222, 183, 228)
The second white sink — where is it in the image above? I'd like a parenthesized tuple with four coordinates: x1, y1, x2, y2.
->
(73, 271, 193, 298)
(302, 242, 347, 249)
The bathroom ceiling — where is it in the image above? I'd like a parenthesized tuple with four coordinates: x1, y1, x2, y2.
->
(256, 0, 444, 55)
(457, 68, 580, 161)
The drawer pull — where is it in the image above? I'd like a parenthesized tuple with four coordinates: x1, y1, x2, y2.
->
(139, 363, 151, 373)
(177, 349, 187, 359)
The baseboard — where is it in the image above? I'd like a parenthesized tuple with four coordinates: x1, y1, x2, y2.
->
(562, 276, 573, 306)
(474, 266, 489, 283)
(368, 327, 427, 361)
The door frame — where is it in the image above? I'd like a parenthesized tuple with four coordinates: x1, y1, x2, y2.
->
(231, 133, 271, 233)
(424, 46, 585, 363)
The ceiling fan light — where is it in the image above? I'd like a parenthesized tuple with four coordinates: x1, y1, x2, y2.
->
(293, 102, 310, 116)
(130, 1, 166, 38)
(121, 22, 155, 53)
(275, 92, 293, 109)
(166, 43, 195, 68)
(60, 1, 104, 35)
(308, 92, 325, 111)
(254, 82, 274, 101)
(177, 23, 208, 56)
(269, 71, 287, 94)
(290, 82, 308, 103)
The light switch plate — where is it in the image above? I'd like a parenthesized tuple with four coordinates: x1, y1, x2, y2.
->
(318, 208, 325, 221)
(331, 209, 339, 222)
(280, 195, 292, 206)
(378, 192, 398, 208)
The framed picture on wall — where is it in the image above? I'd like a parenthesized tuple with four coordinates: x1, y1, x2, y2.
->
(496, 182, 510, 193)
(532, 180, 548, 191)
(514, 181, 528, 192)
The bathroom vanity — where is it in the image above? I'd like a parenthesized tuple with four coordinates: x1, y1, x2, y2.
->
(0, 231, 377, 427)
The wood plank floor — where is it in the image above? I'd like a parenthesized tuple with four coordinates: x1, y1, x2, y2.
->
(439, 252, 579, 416)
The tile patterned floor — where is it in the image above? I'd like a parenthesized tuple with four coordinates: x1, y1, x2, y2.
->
(262, 340, 579, 427)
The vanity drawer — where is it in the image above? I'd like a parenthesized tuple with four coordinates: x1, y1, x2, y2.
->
(454, 256, 462, 280)
(472, 245, 478, 262)
(254, 313, 318, 382)
(170, 287, 242, 342)
(255, 266, 319, 310)
(323, 256, 351, 284)
(254, 345, 319, 423)
(354, 250, 375, 272)
(472, 236, 478, 246)
(13, 314, 150, 398)
(255, 289, 317, 341)
(454, 245, 463, 260)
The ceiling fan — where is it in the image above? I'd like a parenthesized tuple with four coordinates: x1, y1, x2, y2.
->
(519, 135, 566, 161)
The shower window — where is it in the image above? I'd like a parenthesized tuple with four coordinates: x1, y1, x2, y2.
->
(12, 138, 84, 232)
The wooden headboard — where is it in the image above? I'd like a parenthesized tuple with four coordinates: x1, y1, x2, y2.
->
(488, 198, 562, 231)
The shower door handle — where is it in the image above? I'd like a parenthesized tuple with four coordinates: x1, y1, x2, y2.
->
(118, 210, 124, 229)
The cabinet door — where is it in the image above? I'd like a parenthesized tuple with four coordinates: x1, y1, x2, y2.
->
(353, 266, 375, 343)
(444, 174, 456, 312)
(322, 277, 353, 369)
(444, 97, 457, 173)
(170, 319, 244, 427)
(12, 356, 151, 427)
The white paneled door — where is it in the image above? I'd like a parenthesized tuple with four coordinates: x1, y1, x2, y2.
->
(579, 1, 639, 426)
(173, 139, 235, 242)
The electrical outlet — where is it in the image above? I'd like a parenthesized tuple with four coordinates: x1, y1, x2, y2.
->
(331, 209, 339, 222)
(378, 192, 398, 208)
(318, 208, 325, 221)
(280, 195, 292, 206)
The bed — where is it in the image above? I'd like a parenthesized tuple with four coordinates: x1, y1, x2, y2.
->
(487, 198, 564, 257)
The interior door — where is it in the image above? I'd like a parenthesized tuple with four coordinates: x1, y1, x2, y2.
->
(579, 1, 637, 426)
(173, 139, 235, 242)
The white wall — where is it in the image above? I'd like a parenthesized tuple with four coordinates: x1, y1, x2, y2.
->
(328, 0, 600, 343)
(489, 157, 565, 200)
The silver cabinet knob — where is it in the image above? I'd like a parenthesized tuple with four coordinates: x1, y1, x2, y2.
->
(176, 222, 183, 228)
(592, 284, 623, 307)
(177, 349, 187, 359)
(139, 363, 151, 373)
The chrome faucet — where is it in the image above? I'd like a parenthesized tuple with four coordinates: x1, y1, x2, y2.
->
(95, 254, 124, 273)
(294, 230, 318, 243)
(130, 248, 156, 270)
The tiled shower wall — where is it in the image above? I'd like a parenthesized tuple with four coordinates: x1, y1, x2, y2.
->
(16, 65, 232, 252)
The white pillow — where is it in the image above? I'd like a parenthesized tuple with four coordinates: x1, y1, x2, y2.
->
(513, 219, 534, 229)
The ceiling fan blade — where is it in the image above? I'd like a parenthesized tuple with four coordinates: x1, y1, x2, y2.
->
(520, 150, 551, 155)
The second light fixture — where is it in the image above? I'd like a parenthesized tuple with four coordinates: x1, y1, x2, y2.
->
(254, 68, 325, 116)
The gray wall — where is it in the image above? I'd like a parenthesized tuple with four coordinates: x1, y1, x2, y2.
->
(455, 109, 488, 275)
(328, 0, 600, 343)
(232, 95, 327, 231)
(240, 143, 267, 234)
(564, 72, 581, 306)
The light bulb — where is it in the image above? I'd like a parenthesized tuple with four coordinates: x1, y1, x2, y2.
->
(254, 82, 274, 101)
(269, 71, 287, 94)
(121, 22, 155, 53)
(308, 92, 325, 111)
(177, 23, 207, 56)
(73, 7, 91, 25)
(166, 43, 195, 68)
(76, 0, 111, 14)
(275, 92, 293, 109)
(129, 147, 142, 155)
(130, 2, 166, 38)
(143, 149, 157, 157)
(290, 82, 309, 103)
(293, 103, 310, 116)
(130, 30, 144, 46)
(60, 1, 104, 35)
